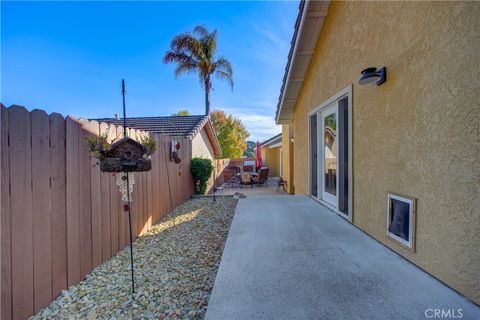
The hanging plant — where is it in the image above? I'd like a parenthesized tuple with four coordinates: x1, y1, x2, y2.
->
(116, 172, 135, 211)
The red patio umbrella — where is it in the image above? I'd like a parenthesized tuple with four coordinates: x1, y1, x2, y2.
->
(255, 141, 263, 170)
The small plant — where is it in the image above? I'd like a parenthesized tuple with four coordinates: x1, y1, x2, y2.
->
(84, 132, 157, 160)
(84, 131, 110, 160)
(191, 158, 213, 195)
(139, 135, 157, 157)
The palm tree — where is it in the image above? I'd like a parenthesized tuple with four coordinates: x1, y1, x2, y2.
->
(163, 26, 233, 115)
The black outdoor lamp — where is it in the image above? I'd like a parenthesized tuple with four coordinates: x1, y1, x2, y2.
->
(358, 67, 387, 86)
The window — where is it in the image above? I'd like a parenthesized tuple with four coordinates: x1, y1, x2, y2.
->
(387, 193, 416, 251)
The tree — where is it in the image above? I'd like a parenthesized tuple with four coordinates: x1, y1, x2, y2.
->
(244, 141, 256, 157)
(163, 26, 233, 115)
(172, 109, 190, 116)
(210, 110, 249, 158)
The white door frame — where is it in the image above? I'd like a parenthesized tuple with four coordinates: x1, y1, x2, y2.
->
(307, 85, 353, 222)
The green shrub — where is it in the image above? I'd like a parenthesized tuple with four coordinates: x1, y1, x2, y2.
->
(191, 158, 213, 195)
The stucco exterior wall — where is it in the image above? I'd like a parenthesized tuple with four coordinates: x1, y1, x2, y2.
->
(281, 124, 295, 194)
(290, 1, 480, 303)
(261, 147, 281, 177)
(192, 127, 215, 160)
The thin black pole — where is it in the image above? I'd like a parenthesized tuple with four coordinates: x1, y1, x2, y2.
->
(122, 79, 127, 137)
(122, 79, 135, 294)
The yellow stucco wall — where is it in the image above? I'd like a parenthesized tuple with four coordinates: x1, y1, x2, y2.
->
(290, 1, 480, 303)
(281, 124, 295, 194)
(261, 147, 281, 177)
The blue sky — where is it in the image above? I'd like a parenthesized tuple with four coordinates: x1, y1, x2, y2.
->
(1, 1, 298, 141)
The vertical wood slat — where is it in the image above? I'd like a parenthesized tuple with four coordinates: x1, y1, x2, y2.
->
(66, 116, 81, 287)
(8, 106, 34, 320)
(49, 113, 67, 298)
(159, 137, 166, 217)
(31, 109, 52, 312)
(99, 123, 111, 261)
(107, 124, 119, 255)
(88, 120, 102, 268)
(78, 118, 93, 278)
(143, 132, 150, 230)
(151, 135, 159, 224)
(1, 105, 12, 320)
(147, 135, 154, 224)
(116, 125, 126, 250)
(128, 128, 138, 240)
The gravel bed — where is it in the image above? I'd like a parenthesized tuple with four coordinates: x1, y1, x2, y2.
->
(32, 197, 238, 320)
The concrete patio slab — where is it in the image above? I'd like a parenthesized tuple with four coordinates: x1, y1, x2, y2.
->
(218, 177, 288, 197)
(205, 195, 480, 320)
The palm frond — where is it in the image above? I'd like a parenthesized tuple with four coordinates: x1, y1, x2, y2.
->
(212, 56, 233, 90)
(214, 69, 234, 90)
(174, 62, 199, 78)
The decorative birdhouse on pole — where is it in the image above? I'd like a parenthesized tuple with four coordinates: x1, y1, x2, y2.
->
(100, 137, 152, 172)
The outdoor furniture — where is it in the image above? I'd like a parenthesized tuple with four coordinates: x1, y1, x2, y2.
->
(243, 165, 254, 172)
(226, 166, 241, 174)
(224, 169, 237, 187)
(225, 173, 240, 188)
(277, 177, 287, 192)
(240, 172, 253, 188)
(252, 167, 269, 186)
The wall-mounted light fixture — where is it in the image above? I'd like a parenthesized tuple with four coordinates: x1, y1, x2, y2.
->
(359, 67, 387, 86)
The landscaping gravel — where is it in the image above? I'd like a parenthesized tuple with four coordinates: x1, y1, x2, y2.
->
(31, 197, 238, 320)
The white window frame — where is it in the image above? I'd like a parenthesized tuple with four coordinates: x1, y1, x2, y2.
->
(386, 193, 416, 251)
(307, 85, 353, 222)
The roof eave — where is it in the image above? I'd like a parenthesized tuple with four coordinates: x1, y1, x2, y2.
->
(275, 0, 330, 124)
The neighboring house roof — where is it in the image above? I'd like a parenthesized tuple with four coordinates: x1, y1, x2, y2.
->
(261, 133, 282, 148)
(95, 115, 222, 158)
(275, 0, 330, 124)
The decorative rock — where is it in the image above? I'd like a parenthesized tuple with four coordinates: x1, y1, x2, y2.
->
(31, 198, 237, 320)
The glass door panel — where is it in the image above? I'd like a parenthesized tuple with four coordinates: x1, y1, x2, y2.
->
(322, 103, 338, 206)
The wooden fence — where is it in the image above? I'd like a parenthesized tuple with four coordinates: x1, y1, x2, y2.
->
(1, 105, 193, 319)
(210, 157, 255, 191)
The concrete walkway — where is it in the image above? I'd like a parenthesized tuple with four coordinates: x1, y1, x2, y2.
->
(206, 196, 480, 320)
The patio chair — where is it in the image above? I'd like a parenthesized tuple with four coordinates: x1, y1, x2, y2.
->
(240, 172, 253, 188)
(226, 166, 241, 174)
(277, 177, 287, 192)
(225, 170, 240, 188)
(252, 167, 269, 186)
(243, 165, 254, 172)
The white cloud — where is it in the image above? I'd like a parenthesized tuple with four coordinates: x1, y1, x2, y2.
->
(221, 107, 281, 142)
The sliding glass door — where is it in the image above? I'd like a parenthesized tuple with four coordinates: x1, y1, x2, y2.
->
(309, 90, 350, 219)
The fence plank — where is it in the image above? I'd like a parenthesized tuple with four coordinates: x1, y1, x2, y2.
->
(78, 118, 93, 278)
(116, 126, 127, 250)
(107, 124, 119, 255)
(1, 105, 12, 320)
(88, 120, 102, 268)
(31, 109, 52, 312)
(66, 116, 81, 286)
(8, 106, 34, 319)
(99, 123, 111, 261)
(129, 128, 138, 240)
(49, 113, 67, 298)
(158, 137, 165, 220)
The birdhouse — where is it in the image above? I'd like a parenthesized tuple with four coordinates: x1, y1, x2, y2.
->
(100, 137, 152, 172)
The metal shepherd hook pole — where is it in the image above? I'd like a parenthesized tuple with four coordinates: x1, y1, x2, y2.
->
(122, 79, 135, 293)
